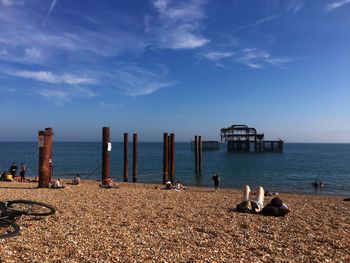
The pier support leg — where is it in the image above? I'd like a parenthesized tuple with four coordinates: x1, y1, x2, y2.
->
(102, 127, 110, 185)
(123, 133, 128, 182)
(38, 128, 53, 188)
(169, 133, 175, 183)
(198, 136, 202, 173)
(195, 136, 198, 172)
(163, 133, 169, 184)
(133, 133, 138, 182)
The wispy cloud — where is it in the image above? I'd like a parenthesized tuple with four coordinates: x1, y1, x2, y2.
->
(202, 51, 235, 61)
(147, 0, 209, 49)
(202, 48, 293, 69)
(233, 14, 282, 32)
(326, 0, 350, 11)
(113, 65, 174, 96)
(236, 48, 293, 69)
(3, 69, 97, 85)
(38, 89, 70, 103)
(25, 47, 42, 60)
(0, 0, 23, 7)
(288, 0, 304, 16)
(42, 0, 58, 26)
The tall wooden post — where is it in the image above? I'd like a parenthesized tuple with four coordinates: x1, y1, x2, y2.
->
(194, 136, 198, 173)
(163, 133, 169, 184)
(133, 133, 138, 182)
(102, 127, 110, 185)
(169, 133, 175, 183)
(38, 128, 53, 188)
(123, 133, 128, 182)
(198, 136, 202, 173)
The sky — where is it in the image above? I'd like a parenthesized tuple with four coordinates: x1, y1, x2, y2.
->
(0, 0, 350, 142)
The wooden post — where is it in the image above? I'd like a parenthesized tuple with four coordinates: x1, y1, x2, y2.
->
(102, 127, 110, 185)
(133, 133, 138, 182)
(169, 133, 175, 182)
(163, 133, 169, 184)
(38, 128, 53, 188)
(198, 136, 202, 173)
(195, 135, 198, 167)
(45, 128, 53, 183)
(123, 133, 128, 182)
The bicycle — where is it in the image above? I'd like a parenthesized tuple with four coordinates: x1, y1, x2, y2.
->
(0, 200, 56, 239)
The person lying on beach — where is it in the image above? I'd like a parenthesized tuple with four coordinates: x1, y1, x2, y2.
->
(31, 176, 39, 182)
(99, 178, 119, 189)
(236, 185, 264, 213)
(51, 179, 66, 189)
(260, 197, 291, 217)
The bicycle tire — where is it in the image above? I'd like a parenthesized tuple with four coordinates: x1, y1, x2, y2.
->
(0, 219, 20, 239)
(6, 200, 56, 216)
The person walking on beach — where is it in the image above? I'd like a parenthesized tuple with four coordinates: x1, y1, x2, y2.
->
(211, 172, 220, 190)
(9, 162, 17, 177)
(20, 163, 26, 182)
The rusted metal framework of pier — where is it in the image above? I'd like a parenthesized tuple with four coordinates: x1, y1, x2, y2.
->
(220, 124, 283, 152)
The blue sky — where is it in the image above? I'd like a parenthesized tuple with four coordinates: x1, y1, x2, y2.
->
(0, 0, 350, 142)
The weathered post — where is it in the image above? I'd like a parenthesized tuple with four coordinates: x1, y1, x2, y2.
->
(198, 136, 202, 173)
(123, 133, 128, 182)
(102, 127, 110, 185)
(163, 132, 169, 184)
(169, 133, 175, 182)
(133, 133, 138, 182)
(194, 135, 198, 173)
(38, 128, 53, 188)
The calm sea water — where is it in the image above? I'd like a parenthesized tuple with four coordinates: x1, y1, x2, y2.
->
(0, 142, 349, 196)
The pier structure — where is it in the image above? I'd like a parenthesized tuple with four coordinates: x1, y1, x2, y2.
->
(220, 124, 283, 152)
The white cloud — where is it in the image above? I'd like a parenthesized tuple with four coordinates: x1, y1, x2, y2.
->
(113, 65, 174, 96)
(4, 69, 97, 85)
(148, 0, 209, 49)
(233, 14, 282, 32)
(25, 47, 42, 60)
(43, 0, 58, 26)
(38, 89, 70, 103)
(203, 51, 234, 61)
(235, 48, 293, 69)
(326, 0, 350, 11)
(1, 0, 23, 7)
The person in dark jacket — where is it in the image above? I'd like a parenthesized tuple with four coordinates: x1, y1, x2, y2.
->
(9, 162, 17, 176)
(211, 172, 220, 190)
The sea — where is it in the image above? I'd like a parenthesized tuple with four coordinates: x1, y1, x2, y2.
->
(1, 142, 349, 196)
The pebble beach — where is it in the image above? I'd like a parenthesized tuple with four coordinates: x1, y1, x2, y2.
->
(0, 180, 349, 263)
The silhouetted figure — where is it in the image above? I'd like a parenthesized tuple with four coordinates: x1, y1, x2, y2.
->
(212, 172, 220, 190)
(9, 162, 17, 176)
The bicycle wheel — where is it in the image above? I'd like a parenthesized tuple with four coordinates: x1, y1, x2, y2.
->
(0, 219, 20, 239)
(6, 200, 56, 216)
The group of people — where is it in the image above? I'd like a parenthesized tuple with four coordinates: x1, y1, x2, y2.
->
(163, 180, 187, 191)
(1, 162, 27, 182)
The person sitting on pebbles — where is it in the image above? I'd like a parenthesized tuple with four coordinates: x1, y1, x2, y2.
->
(99, 178, 119, 189)
(162, 181, 173, 190)
(67, 174, 81, 185)
(176, 181, 187, 191)
(51, 179, 65, 189)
